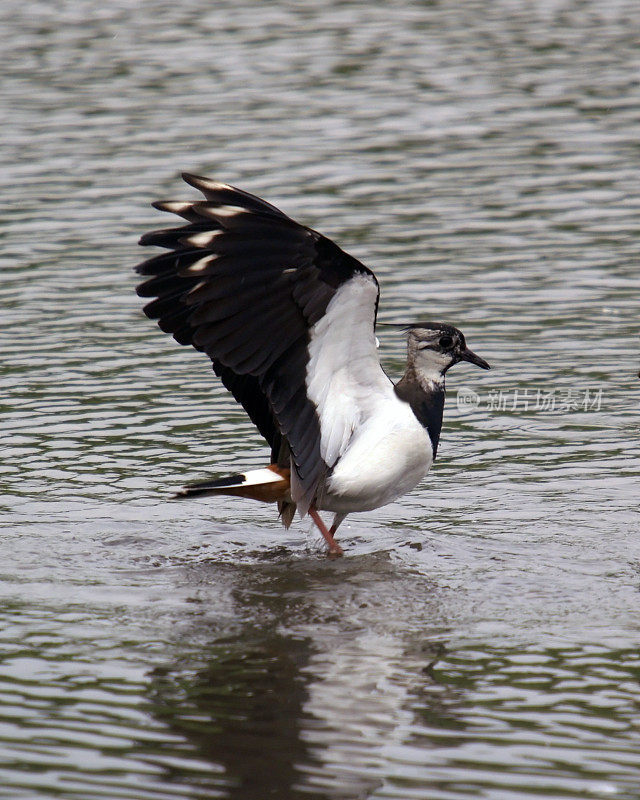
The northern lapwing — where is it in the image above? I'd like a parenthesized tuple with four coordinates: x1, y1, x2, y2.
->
(136, 174, 490, 555)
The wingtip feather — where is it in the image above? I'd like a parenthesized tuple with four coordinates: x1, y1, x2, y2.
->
(182, 172, 231, 193)
(152, 200, 191, 213)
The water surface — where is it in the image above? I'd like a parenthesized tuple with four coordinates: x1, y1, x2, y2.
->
(2, 1, 640, 797)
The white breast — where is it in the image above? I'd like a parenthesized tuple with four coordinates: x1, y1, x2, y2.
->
(319, 395, 433, 515)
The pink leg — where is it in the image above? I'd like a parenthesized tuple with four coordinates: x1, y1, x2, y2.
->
(309, 507, 344, 556)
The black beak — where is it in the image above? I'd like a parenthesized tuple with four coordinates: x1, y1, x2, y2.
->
(458, 347, 491, 370)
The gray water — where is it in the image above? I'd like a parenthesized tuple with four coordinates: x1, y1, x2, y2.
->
(2, 0, 640, 797)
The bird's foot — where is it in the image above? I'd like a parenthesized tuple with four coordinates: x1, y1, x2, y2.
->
(309, 507, 344, 557)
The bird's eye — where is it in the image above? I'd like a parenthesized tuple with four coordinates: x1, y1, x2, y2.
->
(438, 335, 454, 349)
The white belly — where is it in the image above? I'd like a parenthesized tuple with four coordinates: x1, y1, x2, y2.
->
(319, 401, 433, 515)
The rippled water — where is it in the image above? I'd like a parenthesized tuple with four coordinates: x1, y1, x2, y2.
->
(2, 0, 640, 797)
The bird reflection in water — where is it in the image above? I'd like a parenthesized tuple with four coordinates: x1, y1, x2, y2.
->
(146, 554, 453, 799)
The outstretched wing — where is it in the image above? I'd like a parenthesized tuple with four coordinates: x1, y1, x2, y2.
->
(136, 173, 389, 513)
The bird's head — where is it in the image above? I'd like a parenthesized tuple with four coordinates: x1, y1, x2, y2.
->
(407, 322, 490, 385)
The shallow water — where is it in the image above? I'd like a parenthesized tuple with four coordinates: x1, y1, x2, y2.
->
(2, 0, 640, 797)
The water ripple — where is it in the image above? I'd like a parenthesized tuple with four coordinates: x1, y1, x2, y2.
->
(2, 0, 640, 797)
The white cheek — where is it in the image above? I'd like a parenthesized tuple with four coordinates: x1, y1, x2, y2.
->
(416, 349, 449, 370)
(415, 349, 451, 384)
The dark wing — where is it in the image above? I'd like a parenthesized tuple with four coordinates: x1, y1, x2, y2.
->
(136, 173, 381, 513)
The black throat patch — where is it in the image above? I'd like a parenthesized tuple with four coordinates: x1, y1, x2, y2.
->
(394, 374, 445, 459)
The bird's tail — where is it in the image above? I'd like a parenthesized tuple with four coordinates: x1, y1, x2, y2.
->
(174, 465, 296, 526)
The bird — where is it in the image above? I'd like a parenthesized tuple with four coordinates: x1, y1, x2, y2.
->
(135, 173, 490, 556)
